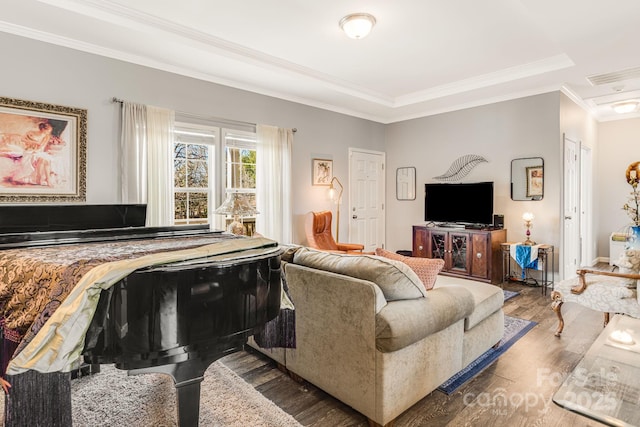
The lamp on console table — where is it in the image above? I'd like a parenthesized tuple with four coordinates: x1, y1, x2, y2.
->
(214, 192, 258, 235)
(522, 212, 535, 245)
(328, 176, 344, 242)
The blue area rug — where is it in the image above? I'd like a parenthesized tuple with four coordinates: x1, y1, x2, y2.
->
(437, 315, 536, 394)
(503, 290, 519, 302)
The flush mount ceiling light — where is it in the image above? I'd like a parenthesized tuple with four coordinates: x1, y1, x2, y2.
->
(611, 100, 640, 114)
(339, 13, 376, 39)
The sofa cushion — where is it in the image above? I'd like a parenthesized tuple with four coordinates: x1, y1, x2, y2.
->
(375, 286, 474, 352)
(437, 281, 504, 330)
(293, 247, 426, 301)
(375, 248, 444, 290)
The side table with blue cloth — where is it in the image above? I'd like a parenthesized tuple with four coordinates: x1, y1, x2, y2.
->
(510, 244, 541, 277)
(502, 242, 554, 295)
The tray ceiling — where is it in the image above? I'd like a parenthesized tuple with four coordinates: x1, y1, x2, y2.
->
(2, 0, 640, 123)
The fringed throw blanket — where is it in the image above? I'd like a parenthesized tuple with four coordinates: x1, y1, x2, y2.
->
(253, 268, 296, 349)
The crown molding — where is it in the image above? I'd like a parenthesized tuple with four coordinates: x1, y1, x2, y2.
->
(0, 19, 390, 123)
(0, 20, 574, 125)
(36, 0, 578, 112)
(389, 85, 563, 124)
(396, 54, 574, 107)
(37, 0, 395, 106)
(2, 3, 592, 124)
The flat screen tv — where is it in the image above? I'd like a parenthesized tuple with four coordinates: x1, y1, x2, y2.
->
(425, 182, 494, 225)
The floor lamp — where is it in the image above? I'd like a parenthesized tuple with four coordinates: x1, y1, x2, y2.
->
(328, 177, 343, 242)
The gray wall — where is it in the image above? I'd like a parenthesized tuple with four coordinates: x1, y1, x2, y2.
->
(3, 32, 639, 261)
(384, 93, 561, 255)
(0, 32, 385, 244)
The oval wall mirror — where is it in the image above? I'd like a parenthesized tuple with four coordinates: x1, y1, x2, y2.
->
(511, 157, 544, 201)
(396, 167, 416, 200)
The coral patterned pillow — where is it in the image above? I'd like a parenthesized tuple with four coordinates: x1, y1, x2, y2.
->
(375, 248, 444, 290)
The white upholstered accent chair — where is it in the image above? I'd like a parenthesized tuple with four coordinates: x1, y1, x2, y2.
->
(551, 249, 640, 337)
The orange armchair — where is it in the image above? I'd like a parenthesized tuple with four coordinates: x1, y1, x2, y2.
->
(305, 211, 365, 253)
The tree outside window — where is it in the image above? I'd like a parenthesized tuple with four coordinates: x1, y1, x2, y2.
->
(174, 125, 215, 225)
(172, 125, 257, 233)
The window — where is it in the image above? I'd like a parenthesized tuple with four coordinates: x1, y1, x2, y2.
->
(172, 124, 257, 234)
(223, 130, 257, 235)
(173, 124, 216, 226)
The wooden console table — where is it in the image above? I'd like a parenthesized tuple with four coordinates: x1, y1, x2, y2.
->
(501, 243, 554, 295)
(413, 225, 506, 284)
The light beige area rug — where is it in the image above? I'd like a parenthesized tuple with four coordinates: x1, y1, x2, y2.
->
(2, 361, 301, 426)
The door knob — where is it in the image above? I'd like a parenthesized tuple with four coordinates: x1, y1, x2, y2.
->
(352, 215, 358, 219)
(564, 216, 572, 220)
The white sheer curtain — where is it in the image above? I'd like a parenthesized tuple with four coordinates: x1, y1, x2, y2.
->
(120, 102, 147, 204)
(120, 102, 175, 227)
(145, 107, 174, 226)
(256, 124, 293, 243)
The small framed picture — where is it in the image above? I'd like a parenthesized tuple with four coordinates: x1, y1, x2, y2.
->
(312, 158, 333, 186)
(526, 166, 543, 198)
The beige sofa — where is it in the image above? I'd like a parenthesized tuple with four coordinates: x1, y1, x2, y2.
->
(249, 247, 504, 427)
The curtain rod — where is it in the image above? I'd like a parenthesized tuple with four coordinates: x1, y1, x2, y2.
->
(111, 97, 296, 133)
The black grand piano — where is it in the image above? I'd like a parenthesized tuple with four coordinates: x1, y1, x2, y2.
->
(0, 204, 282, 426)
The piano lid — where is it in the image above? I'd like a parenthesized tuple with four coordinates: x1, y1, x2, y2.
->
(0, 204, 147, 234)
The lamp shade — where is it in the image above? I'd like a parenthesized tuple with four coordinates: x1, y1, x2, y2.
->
(214, 192, 258, 216)
(339, 13, 376, 39)
(522, 212, 534, 222)
(328, 176, 343, 202)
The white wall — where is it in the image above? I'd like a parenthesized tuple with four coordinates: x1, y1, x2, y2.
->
(597, 118, 640, 256)
(384, 93, 561, 254)
(0, 32, 385, 244)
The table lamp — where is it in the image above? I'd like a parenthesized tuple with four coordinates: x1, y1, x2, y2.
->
(522, 212, 535, 245)
(214, 192, 258, 235)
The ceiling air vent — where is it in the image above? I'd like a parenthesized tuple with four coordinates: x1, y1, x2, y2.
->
(587, 66, 640, 86)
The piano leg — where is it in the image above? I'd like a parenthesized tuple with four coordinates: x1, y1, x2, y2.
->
(127, 345, 244, 427)
(129, 362, 208, 427)
(175, 377, 203, 427)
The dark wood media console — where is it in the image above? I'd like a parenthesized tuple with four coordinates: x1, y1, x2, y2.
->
(412, 225, 507, 284)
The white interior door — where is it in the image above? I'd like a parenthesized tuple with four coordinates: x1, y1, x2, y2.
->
(563, 135, 580, 278)
(349, 148, 385, 252)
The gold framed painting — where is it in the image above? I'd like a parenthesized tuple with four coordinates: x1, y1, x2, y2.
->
(312, 158, 333, 186)
(526, 166, 543, 198)
(0, 97, 87, 203)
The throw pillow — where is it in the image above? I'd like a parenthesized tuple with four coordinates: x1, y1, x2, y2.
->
(279, 244, 303, 263)
(375, 248, 444, 290)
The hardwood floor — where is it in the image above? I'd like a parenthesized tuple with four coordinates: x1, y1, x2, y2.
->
(222, 274, 613, 426)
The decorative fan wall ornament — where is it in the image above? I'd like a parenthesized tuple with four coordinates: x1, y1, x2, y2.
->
(433, 154, 488, 182)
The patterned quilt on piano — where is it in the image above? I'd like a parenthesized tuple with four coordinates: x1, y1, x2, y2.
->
(0, 235, 277, 376)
